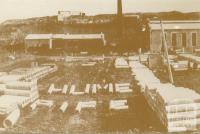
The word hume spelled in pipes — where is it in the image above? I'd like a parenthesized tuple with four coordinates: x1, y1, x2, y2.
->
(48, 83, 132, 95)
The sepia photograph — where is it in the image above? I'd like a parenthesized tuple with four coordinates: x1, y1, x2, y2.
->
(0, 0, 200, 133)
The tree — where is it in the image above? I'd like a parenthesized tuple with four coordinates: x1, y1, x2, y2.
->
(9, 29, 25, 52)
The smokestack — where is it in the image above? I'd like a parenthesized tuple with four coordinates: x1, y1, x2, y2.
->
(117, 0, 123, 49)
(117, 0, 123, 18)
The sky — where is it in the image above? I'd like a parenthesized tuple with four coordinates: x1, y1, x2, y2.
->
(0, 0, 200, 23)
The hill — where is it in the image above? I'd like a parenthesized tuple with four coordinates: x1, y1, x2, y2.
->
(0, 11, 199, 49)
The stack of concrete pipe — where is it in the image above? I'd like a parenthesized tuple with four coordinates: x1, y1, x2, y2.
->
(0, 96, 18, 115)
(6, 80, 37, 90)
(0, 95, 22, 128)
(1, 79, 39, 108)
(130, 61, 160, 92)
(22, 64, 58, 81)
(0, 72, 7, 77)
(4, 80, 38, 98)
(115, 57, 129, 69)
(146, 84, 200, 132)
(0, 64, 58, 129)
(129, 60, 200, 132)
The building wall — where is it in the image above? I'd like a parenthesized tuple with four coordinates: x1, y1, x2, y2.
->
(58, 11, 83, 22)
(150, 29, 200, 53)
(25, 38, 105, 54)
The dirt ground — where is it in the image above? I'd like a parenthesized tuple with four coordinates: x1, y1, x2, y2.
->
(1, 58, 165, 134)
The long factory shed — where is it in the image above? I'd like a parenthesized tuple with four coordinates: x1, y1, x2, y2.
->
(25, 33, 106, 53)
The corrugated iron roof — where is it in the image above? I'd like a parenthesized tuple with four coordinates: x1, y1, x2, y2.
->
(25, 34, 104, 40)
(149, 20, 200, 30)
(25, 34, 53, 40)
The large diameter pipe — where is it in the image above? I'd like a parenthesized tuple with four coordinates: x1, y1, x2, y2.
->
(3, 108, 20, 128)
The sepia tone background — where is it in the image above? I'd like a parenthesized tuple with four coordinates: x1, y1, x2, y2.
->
(0, 0, 200, 134)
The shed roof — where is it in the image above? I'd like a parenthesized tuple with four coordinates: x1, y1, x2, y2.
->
(149, 20, 200, 30)
(25, 34, 52, 40)
(25, 34, 104, 40)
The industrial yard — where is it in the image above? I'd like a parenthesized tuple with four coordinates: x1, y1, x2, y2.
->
(0, 0, 200, 133)
(0, 56, 165, 134)
(1, 54, 200, 133)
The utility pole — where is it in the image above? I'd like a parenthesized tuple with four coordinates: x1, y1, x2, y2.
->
(160, 19, 174, 84)
(117, 0, 123, 52)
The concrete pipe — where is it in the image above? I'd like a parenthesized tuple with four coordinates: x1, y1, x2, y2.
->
(59, 102, 68, 113)
(48, 84, 54, 94)
(62, 85, 68, 94)
(3, 109, 20, 128)
(92, 84, 97, 94)
(4, 89, 31, 97)
(109, 83, 113, 93)
(85, 84, 90, 94)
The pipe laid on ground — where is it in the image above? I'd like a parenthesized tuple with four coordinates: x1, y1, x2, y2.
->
(76, 101, 96, 113)
(116, 83, 130, 86)
(103, 84, 109, 90)
(109, 83, 113, 93)
(92, 84, 97, 94)
(110, 106, 129, 110)
(97, 84, 102, 90)
(59, 101, 68, 113)
(37, 100, 54, 108)
(85, 84, 90, 94)
(53, 88, 62, 93)
(69, 85, 76, 94)
(3, 108, 20, 128)
(30, 100, 39, 110)
(62, 85, 68, 94)
(48, 84, 54, 94)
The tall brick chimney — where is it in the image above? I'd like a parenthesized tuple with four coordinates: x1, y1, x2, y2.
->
(117, 0, 123, 18)
(117, 0, 123, 50)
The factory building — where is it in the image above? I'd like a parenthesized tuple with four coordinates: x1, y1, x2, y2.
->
(148, 20, 200, 53)
(58, 11, 85, 23)
(25, 33, 106, 54)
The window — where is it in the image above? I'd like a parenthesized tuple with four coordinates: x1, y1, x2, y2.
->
(182, 33, 187, 47)
(172, 33, 177, 47)
(192, 33, 197, 46)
